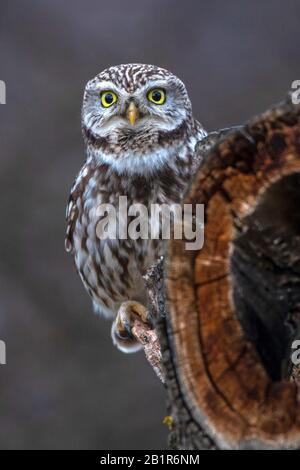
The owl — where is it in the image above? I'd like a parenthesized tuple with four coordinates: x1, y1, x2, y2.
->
(65, 64, 206, 352)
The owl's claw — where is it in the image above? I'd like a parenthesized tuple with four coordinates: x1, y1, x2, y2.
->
(111, 301, 151, 353)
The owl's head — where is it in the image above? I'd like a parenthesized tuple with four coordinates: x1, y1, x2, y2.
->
(82, 64, 195, 173)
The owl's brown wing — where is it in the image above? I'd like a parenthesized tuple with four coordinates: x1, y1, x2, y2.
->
(65, 163, 90, 253)
(65, 189, 78, 253)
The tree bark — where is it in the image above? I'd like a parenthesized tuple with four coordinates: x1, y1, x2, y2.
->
(147, 96, 300, 450)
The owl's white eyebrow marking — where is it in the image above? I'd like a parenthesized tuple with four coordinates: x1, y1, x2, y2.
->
(143, 79, 169, 88)
(88, 81, 121, 93)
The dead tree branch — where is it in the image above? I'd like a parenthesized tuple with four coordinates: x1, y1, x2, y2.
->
(143, 95, 300, 450)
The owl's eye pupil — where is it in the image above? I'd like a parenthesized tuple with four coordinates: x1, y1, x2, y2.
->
(152, 91, 162, 102)
(105, 93, 114, 104)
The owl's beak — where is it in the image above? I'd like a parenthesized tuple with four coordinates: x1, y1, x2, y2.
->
(126, 102, 139, 126)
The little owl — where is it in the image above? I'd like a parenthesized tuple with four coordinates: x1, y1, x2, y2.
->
(65, 64, 206, 352)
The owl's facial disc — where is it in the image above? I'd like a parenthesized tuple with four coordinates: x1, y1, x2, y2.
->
(81, 64, 198, 173)
(81, 66, 195, 175)
(83, 76, 191, 139)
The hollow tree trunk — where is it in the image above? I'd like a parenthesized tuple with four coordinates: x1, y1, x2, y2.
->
(148, 96, 300, 450)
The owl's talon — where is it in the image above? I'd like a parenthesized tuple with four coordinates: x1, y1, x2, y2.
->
(114, 326, 134, 341)
(111, 301, 151, 353)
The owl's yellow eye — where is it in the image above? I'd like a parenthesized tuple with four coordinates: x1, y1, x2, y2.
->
(100, 91, 118, 108)
(147, 88, 166, 105)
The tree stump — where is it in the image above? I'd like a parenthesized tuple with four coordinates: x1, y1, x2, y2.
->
(155, 96, 300, 449)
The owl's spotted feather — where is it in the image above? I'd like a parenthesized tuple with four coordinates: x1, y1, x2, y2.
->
(66, 64, 206, 352)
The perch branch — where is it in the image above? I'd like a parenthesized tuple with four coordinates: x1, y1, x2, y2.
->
(131, 317, 165, 383)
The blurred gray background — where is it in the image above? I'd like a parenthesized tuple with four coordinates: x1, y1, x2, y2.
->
(0, 0, 299, 450)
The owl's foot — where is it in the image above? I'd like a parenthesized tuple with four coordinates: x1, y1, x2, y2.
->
(111, 301, 151, 353)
